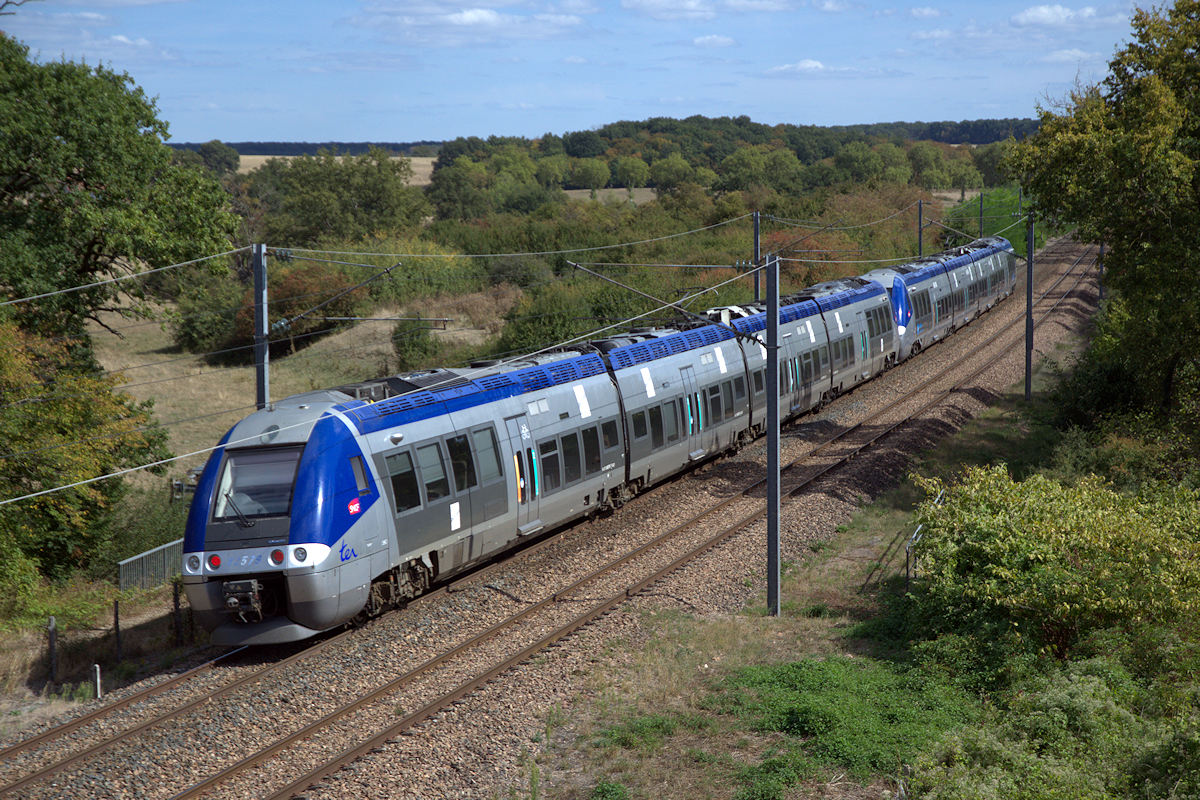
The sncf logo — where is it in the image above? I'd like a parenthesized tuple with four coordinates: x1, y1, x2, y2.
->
(348, 498, 361, 515)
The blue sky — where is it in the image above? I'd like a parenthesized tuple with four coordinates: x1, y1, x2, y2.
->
(3, 0, 1137, 144)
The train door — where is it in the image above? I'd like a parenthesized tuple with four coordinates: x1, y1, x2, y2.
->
(503, 415, 541, 535)
(678, 365, 705, 461)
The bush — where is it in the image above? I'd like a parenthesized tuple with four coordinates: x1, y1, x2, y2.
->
(910, 466, 1200, 662)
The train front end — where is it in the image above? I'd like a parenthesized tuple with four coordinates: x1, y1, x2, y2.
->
(182, 391, 384, 645)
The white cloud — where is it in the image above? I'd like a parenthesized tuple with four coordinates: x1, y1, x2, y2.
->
(694, 34, 735, 47)
(1012, 4, 1096, 27)
(814, 0, 847, 11)
(564, 54, 588, 63)
(724, 0, 791, 9)
(768, 58, 830, 73)
(911, 28, 952, 40)
(1044, 47, 1097, 62)
(621, 0, 716, 20)
(910, 6, 943, 18)
(354, 3, 585, 45)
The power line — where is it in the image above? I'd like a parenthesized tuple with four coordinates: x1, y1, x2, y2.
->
(0, 247, 250, 308)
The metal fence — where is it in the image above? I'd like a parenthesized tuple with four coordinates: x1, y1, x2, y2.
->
(118, 537, 184, 591)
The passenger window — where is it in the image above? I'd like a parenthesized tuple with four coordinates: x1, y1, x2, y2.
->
(471, 427, 503, 482)
(446, 434, 477, 492)
(386, 451, 421, 513)
(664, 401, 679, 442)
(540, 440, 561, 492)
(753, 369, 765, 394)
(602, 420, 620, 449)
(416, 443, 450, 502)
(632, 410, 648, 439)
(562, 433, 582, 484)
(733, 376, 746, 401)
(351, 456, 370, 495)
(582, 427, 602, 474)
(649, 406, 664, 447)
(721, 381, 734, 418)
(708, 385, 722, 422)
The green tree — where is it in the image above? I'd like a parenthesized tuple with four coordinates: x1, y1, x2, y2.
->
(612, 155, 650, 197)
(764, 148, 806, 194)
(0, 320, 170, 583)
(250, 147, 427, 244)
(570, 157, 611, 198)
(535, 154, 569, 188)
(972, 139, 1012, 186)
(427, 155, 492, 220)
(650, 153, 695, 195)
(197, 139, 240, 175)
(718, 147, 768, 191)
(907, 141, 947, 189)
(0, 33, 236, 341)
(1007, 0, 1200, 412)
(834, 141, 885, 184)
(874, 142, 912, 184)
(947, 159, 983, 200)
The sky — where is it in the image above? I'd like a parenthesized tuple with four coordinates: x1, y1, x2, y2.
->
(2, 0, 1138, 144)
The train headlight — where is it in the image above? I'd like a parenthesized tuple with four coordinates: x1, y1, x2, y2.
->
(294, 547, 307, 563)
(269, 549, 285, 566)
(207, 554, 221, 570)
(187, 555, 201, 572)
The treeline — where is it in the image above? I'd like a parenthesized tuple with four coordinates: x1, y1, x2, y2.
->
(168, 140, 441, 156)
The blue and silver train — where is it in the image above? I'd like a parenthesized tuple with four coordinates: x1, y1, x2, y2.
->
(183, 237, 1016, 645)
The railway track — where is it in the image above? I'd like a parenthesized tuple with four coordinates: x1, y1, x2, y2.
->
(0, 238, 1096, 800)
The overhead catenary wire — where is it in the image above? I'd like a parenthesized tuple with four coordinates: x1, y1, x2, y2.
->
(0, 247, 251, 308)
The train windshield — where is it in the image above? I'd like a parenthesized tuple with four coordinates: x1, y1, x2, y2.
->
(212, 447, 303, 520)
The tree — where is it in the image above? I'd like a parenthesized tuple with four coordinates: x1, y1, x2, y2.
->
(1007, 0, 1200, 412)
(0, 34, 236, 341)
(650, 153, 695, 195)
(427, 155, 491, 220)
(946, 159, 983, 200)
(718, 147, 768, 191)
(563, 130, 605, 158)
(198, 139, 240, 175)
(0, 320, 169, 582)
(250, 146, 428, 243)
(906, 141, 947, 189)
(570, 157, 611, 198)
(612, 156, 650, 197)
(834, 141, 884, 184)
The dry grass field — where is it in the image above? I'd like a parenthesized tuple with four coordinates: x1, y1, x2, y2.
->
(237, 154, 436, 186)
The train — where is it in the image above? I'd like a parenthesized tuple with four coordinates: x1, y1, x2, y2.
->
(182, 236, 1017, 645)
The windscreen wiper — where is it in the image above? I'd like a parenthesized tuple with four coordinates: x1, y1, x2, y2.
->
(224, 491, 256, 528)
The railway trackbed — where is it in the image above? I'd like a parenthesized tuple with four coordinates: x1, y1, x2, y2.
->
(0, 238, 1096, 800)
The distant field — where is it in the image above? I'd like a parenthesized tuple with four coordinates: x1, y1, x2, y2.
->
(238, 155, 436, 186)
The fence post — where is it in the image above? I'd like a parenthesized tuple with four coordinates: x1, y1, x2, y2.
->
(47, 616, 57, 689)
(114, 600, 122, 663)
(93, 664, 103, 700)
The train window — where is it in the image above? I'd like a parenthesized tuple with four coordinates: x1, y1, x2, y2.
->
(733, 375, 746, 401)
(708, 385, 722, 423)
(632, 410, 648, 439)
(818, 346, 829, 369)
(472, 427, 503, 483)
(350, 456, 370, 495)
(721, 381, 734, 419)
(562, 433, 582, 483)
(753, 369, 765, 394)
(601, 420, 620, 450)
(649, 405, 664, 448)
(582, 427, 602, 474)
(446, 435, 477, 492)
(664, 401, 679, 442)
(539, 440, 561, 492)
(416, 443, 450, 502)
(801, 353, 813, 386)
(385, 452, 421, 513)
